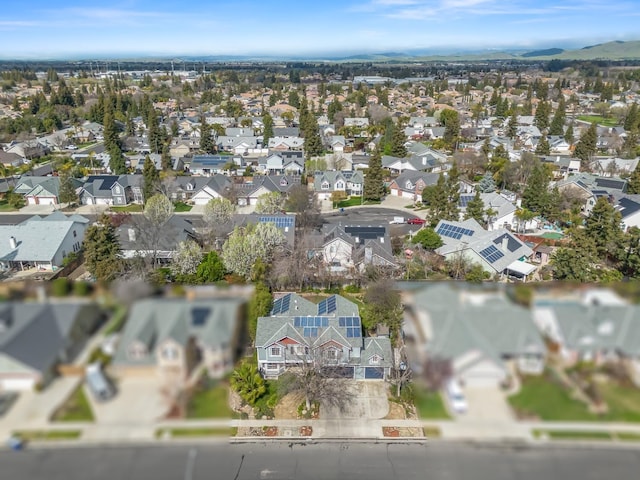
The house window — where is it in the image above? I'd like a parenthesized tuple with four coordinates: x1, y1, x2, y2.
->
(73, 230, 77, 238)
(405, 181, 413, 189)
(161, 346, 179, 360)
(266, 363, 279, 370)
(186, 183, 194, 191)
(321, 181, 330, 190)
(270, 347, 282, 357)
(114, 186, 121, 194)
(370, 355, 381, 365)
(128, 345, 147, 360)
(336, 182, 344, 189)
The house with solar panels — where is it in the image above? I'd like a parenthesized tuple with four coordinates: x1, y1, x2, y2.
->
(233, 214, 296, 247)
(319, 224, 398, 274)
(458, 192, 517, 231)
(434, 219, 536, 280)
(255, 293, 393, 380)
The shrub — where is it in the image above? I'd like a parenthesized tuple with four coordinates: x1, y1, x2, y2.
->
(51, 278, 70, 297)
(73, 281, 91, 297)
(342, 284, 360, 293)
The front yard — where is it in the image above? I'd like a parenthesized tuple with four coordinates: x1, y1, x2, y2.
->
(413, 386, 451, 419)
(186, 378, 233, 419)
(51, 386, 95, 422)
(509, 368, 640, 422)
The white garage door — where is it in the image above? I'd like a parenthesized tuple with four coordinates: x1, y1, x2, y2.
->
(39, 197, 56, 205)
(1, 377, 35, 391)
(193, 197, 211, 206)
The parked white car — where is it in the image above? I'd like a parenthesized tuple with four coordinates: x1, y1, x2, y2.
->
(445, 379, 468, 414)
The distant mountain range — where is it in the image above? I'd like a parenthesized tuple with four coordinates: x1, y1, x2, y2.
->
(312, 40, 640, 63)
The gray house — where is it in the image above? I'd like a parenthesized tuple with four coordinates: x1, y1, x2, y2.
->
(408, 284, 546, 387)
(255, 293, 393, 380)
(0, 302, 105, 390)
(79, 175, 144, 206)
(112, 298, 245, 384)
(0, 211, 89, 272)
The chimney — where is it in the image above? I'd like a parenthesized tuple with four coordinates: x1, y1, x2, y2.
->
(9, 236, 17, 249)
(128, 228, 136, 242)
(501, 235, 508, 252)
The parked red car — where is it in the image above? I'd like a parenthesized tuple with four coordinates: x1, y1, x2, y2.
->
(407, 218, 426, 225)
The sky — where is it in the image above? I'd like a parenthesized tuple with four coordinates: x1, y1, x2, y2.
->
(1, 0, 639, 59)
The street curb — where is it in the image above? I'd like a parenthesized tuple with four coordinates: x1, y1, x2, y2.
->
(230, 436, 428, 444)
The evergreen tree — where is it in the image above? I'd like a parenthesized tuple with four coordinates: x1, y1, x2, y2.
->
(549, 96, 566, 136)
(464, 191, 485, 225)
(534, 101, 550, 131)
(627, 158, 640, 194)
(585, 197, 623, 258)
(522, 159, 550, 215)
(574, 122, 597, 165)
(103, 107, 119, 151)
(108, 145, 127, 175)
(363, 148, 385, 202)
(161, 144, 172, 171)
(390, 124, 407, 157)
(444, 162, 460, 221)
(303, 114, 323, 159)
(262, 113, 274, 146)
(507, 110, 518, 139)
(142, 155, 159, 202)
(441, 109, 460, 149)
(427, 174, 449, 227)
(58, 171, 78, 205)
(477, 172, 496, 193)
(564, 123, 574, 144)
(624, 103, 638, 131)
(83, 215, 122, 283)
(495, 97, 508, 118)
(199, 119, 215, 154)
(535, 135, 550, 156)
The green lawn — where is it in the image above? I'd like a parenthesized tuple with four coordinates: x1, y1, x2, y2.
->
(533, 429, 612, 440)
(13, 430, 82, 441)
(615, 432, 640, 442)
(51, 387, 95, 422)
(577, 115, 619, 127)
(187, 380, 233, 419)
(414, 388, 451, 419)
(0, 199, 19, 211)
(173, 202, 192, 212)
(598, 382, 640, 422)
(508, 371, 595, 421)
(110, 204, 143, 212)
(336, 197, 381, 208)
(155, 427, 235, 438)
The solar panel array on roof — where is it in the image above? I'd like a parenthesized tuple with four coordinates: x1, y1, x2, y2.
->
(293, 316, 329, 327)
(191, 307, 210, 326)
(595, 178, 626, 190)
(271, 294, 291, 315)
(459, 195, 475, 207)
(344, 226, 386, 240)
(318, 296, 337, 315)
(436, 223, 475, 240)
(258, 216, 294, 228)
(303, 327, 318, 337)
(338, 317, 361, 327)
(346, 327, 361, 338)
(479, 244, 505, 263)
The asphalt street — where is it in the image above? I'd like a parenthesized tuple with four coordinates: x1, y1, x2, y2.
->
(2, 442, 640, 480)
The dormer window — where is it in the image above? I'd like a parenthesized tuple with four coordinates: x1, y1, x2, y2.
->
(369, 354, 381, 365)
(114, 185, 121, 194)
(405, 181, 413, 189)
(336, 181, 344, 189)
(321, 181, 330, 190)
(186, 182, 194, 191)
(280, 178, 288, 186)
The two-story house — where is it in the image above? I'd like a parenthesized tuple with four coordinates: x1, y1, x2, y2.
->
(255, 293, 392, 380)
(112, 297, 245, 384)
(79, 175, 144, 206)
(388, 171, 440, 201)
(313, 171, 364, 201)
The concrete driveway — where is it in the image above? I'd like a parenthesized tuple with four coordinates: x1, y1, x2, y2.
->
(321, 381, 389, 420)
(460, 385, 514, 422)
(0, 376, 81, 430)
(89, 377, 168, 424)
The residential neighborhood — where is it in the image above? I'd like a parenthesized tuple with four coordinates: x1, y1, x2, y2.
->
(0, 56, 640, 456)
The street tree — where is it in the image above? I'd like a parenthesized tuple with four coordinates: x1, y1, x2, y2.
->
(278, 352, 356, 411)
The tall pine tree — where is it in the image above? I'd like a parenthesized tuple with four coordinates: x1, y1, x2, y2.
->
(142, 154, 159, 203)
(574, 123, 597, 165)
(363, 148, 385, 201)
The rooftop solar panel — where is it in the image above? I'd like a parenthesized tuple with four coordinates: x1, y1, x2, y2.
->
(479, 244, 505, 264)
